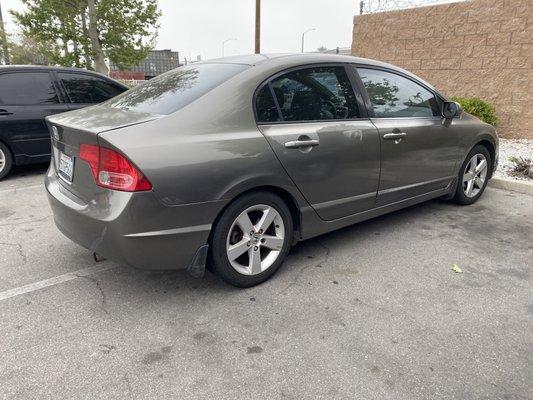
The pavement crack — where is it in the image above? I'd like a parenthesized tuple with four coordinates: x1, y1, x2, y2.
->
(78, 275, 110, 315)
(281, 240, 332, 294)
(0, 242, 27, 264)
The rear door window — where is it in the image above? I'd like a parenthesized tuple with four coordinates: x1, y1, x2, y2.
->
(0, 72, 59, 105)
(260, 66, 360, 123)
(106, 63, 249, 115)
(58, 73, 126, 104)
(357, 68, 439, 118)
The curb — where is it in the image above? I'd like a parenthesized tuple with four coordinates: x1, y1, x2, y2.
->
(489, 177, 533, 196)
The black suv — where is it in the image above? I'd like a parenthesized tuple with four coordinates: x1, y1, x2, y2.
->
(0, 66, 128, 180)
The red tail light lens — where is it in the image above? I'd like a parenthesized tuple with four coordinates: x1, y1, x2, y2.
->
(79, 144, 152, 192)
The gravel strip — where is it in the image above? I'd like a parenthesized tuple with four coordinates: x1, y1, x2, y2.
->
(495, 138, 533, 180)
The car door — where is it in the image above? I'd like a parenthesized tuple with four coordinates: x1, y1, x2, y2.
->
(355, 67, 461, 206)
(0, 70, 69, 161)
(56, 72, 127, 110)
(256, 65, 380, 221)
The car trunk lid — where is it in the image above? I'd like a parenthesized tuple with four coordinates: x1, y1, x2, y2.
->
(46, 105, 161, 202)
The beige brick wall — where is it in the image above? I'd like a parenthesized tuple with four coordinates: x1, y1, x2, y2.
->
(352, 0, 533, 139)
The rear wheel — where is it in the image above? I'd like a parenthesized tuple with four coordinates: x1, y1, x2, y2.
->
(209, 191, 293, 288)
(453, 145, 491, 205)
(0, 142, 13, 181)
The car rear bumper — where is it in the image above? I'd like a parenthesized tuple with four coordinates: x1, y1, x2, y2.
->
(45, 164, 226, 271)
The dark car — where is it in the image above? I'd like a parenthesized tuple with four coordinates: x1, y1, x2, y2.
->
(0, 66, 128, 179)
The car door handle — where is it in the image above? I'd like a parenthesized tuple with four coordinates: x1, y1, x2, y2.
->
(285, 139, 320, 149)
(383, 132, 407, 140)
(0, 109, 13, 116)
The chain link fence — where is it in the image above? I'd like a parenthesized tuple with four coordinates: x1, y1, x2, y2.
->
(359, 0, 466, 14)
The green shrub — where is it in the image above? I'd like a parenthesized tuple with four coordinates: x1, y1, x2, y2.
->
(451, 96, 498, 126)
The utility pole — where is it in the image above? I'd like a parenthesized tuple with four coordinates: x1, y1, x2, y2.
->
(0, 0, 10, 64)
(255, 0, 261, 54)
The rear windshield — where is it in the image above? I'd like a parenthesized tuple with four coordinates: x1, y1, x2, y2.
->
(106, 63, 249, 115)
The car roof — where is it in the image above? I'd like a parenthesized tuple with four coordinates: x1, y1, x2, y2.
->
(199, 53, 437, 92)
(0, 64, 113, 78)
(0, 65, 127, 87)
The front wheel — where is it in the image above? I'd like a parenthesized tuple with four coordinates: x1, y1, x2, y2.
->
(209, 191, 293, 288)
(452, 145, 491, 205)
(0, 142, 13, 181)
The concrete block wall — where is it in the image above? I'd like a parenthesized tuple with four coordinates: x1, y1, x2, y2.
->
(352, 0, 533, 139)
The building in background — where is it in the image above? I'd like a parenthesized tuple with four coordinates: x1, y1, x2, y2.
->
(110, 49, 181, 80)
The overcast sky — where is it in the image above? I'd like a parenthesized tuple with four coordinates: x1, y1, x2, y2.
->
(1, 0, 360, 61)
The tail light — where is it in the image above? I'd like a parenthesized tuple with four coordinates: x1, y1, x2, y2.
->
(79, 144, 152, 192)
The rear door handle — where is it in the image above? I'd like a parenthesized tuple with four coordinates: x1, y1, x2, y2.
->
(383, 132, 407, 140)
(285, 139, 319, 149)
(0, 109, 13, 116)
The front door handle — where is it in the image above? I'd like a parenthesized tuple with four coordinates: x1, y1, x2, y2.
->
(0, 109, 13, 116)
(285, 139, 319, 149)
(383, 132, 407, 140)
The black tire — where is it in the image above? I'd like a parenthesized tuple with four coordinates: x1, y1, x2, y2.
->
(209, 191, 293, 288)
(0, 142, 13, 181)
(452, 145, 492, 205)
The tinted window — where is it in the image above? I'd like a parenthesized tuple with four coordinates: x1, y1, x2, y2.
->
(357, 68, 439, 118)
(58, 73, 125, 104)
(106, 63, 249, 115)
(268, 66, 360, 122)
(0, 72, 58, 105)
(256, 85, 281, 123)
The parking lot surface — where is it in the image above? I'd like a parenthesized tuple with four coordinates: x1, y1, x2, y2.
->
(1, 165, 532, 400)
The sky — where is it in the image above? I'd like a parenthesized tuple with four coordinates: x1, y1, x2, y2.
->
(1, 0, 360, 61)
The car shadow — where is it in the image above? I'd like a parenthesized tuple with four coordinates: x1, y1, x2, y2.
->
(3, 162, 50, 182)
(110, 197, 450, 299)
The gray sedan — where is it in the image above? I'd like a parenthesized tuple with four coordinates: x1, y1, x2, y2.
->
(45, 54, 498, 287)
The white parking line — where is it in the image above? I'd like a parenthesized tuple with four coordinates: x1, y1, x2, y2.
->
(0, 184, 44, 194)
(0, 263, 116, 302)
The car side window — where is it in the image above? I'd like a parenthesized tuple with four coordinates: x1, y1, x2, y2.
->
(258, 66, 360, 123)
(58, 73, 125, 104)
(357, 68, 439, 118)
(0, 72, 59, 105)
(256, 85, 282, 123)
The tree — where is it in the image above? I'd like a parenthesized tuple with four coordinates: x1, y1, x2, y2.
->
(11, 0, 161, 74)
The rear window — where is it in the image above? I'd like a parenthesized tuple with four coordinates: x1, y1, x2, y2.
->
(106, 63, 249, 115)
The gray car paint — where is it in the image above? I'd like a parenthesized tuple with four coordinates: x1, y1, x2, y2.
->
(45, 53, 498, 273)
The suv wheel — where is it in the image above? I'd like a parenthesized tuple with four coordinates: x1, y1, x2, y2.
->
(209, 191, 293, 287)
(0, 142, 13, 181)
(453, 145, 491, 205)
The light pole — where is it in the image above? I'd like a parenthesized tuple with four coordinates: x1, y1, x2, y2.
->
(222, 38, 237, 57)
(301, 28, 316, 53)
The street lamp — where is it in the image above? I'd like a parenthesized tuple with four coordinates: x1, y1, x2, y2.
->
(301, 28, 316, 53)
(222, 38, 237, 57)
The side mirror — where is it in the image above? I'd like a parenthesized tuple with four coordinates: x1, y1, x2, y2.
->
(442, 101, 462, 119)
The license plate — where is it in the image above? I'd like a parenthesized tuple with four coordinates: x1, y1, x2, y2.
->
(58, 152, 74, 182)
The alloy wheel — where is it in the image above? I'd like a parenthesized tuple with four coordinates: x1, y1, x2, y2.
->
(0, 148, 5, 173)
(226, 204, 285, 276)
(462, 153, 488, 198)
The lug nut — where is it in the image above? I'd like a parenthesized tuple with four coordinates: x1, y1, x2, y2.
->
(259, 229, 263, 234)
(254, 246, 258, 251)
(261, 238, 265, 243)
(247, 241, 251, 246)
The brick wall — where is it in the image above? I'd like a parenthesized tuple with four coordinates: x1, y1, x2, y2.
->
(352, 0, 533, 139)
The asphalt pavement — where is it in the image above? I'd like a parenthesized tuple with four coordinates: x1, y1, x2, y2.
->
(1, 164, 532, 400)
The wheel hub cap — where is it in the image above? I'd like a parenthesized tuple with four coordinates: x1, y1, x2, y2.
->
(226, 204, 285, 276)
(462, 153, 488, 198)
